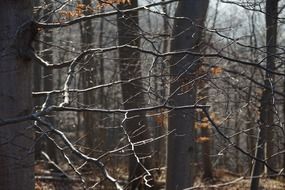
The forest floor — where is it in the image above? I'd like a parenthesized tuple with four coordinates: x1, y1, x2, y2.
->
(191, 169, 285, 190)
(35, 161, 285, 190)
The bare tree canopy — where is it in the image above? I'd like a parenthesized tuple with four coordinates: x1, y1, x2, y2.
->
(1, 0, 285, 189)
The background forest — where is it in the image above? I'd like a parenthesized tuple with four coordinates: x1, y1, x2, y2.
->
(1, 0, 285, 189)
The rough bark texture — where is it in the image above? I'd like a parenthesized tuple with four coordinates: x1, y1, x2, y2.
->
(80, 0, 97, 150)
(33, 0, 43, 161)
(117, 1, 153, 189)
(166, 0, 209, 189)
(42, 0, 57, 163)
(264, 0, 278, 177)
(250, 0, 278, 189)
(282, 68, 285, 179)
(0, 0, 34, 189)
(199, 83, 213, 180)
(250, 94, 268, 190)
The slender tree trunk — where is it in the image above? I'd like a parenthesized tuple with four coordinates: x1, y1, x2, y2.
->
(246, 82, 255, 171)
(0, 0, 34, 189)
(152, 0, 170, 172)
(264, 0, 278, 177)
(198, 84, 213, 180)
(166, 1, 209, 189)
(199, 32, 212, 181)
(117, 1, 153, 189)
(201, 123, 213, 180)
(80, 0, 96, 150)
(283, 62, 285, 178)
(250, 94, 268, 189)
(247, 10, 257, 172)
(234, 92, 240, 173)
(42, 0, 57, 163)
(98, 8, 107, 150)
(250, 0, 278, 188)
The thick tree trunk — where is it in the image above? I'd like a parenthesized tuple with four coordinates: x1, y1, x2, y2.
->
(117, 1, 153, 189)
(166, 0, 209, 189)
(250, 0, 278, 188)
(33, 0, 43, 161)
(0, 0, 34, 189)
(33, 49, 43, 161)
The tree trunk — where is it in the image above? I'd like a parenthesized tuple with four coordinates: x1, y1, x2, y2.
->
(234, 92, 240, 173)
(0, 0, 34, 189)
(152, 0, 170, 173)
(264, 0, 278, 177)
(250, 0, 278, 188)
(166, 0, 209, 189)
(42, 0, 57, 163)
(250, 94, 268, 189)
(283, 62, 285, 179)
(80, 0, 97, 150)
(117, 1, 153, 189)
(98, 8, 107, 151)
(198, 84, 213, 180)
(33, 0, 43, 161)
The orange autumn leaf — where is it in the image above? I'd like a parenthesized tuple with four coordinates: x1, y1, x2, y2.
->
(154, 112, 168, 128)
(195, 121, 210, 129)
(97, 0, 131, 8)
(211, 66, 223, 76)
(200, 122, 210, 129)
(76, 3, 86, 10)
(196, 136, 210, 143)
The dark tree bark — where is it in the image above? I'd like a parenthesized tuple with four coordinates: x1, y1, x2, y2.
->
(198, 83, 213, 180)
(42, 0, 57, 163)
(283, 69, 285, 179)
(264, 0, 278, 177)
(33, 0, 43, 161)
(0, 0, 34, 189)
(250, 94, 269, 189)
(152, 0, 169, 171)
(117, 1, 153, 189)
(80, 0, 97, 150)
(250, 0, 278, 189)
(98, 9, 107, 150)
(166, 0, 209, 189)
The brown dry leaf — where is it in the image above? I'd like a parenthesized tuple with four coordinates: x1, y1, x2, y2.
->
(35, 183, 42, 190)
(195, 122, 210, 129)
(195, 119, 210, 129)
(154, 112, 168, 128)
(196, 136, 210, 143)
(200, 122, 210, 129)
(76, 3, 86, 10)
(97, 0, 131, 8)
(201, 116, 208, 122)
(211, 66, 223, 76)
(59, 10, 78, 20)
